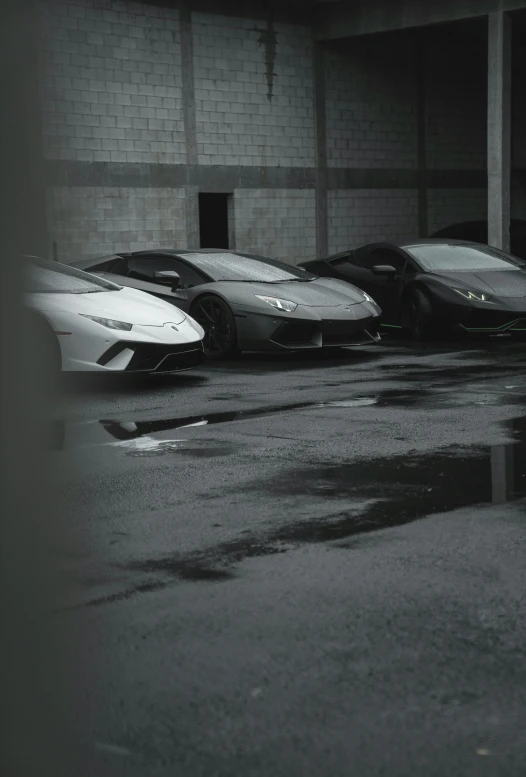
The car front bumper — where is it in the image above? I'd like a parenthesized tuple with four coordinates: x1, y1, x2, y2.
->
(53, 316, 205, 372)
(458, 310, 526, 333)
(232, 302, 381, 351)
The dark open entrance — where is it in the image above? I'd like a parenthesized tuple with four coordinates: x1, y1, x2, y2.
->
(198, 193, 230, 249)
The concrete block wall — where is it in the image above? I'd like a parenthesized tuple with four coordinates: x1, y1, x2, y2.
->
(233, 190, 316, 264)
(40, 0, 319, 262)
(425, 22, 488, 234)
(48, 186, 187, 259)
(325, 37, 418, 170)
(38, 3, 511, 263)
(328, 190, 418, 254)
(40, 0, 185, 165)
(424, 28, 487, 171)
(324, 33, 419, 251)
(193, 13, 315, 167)
(511, 42, 526, 221)
(427, 190, 487, 235)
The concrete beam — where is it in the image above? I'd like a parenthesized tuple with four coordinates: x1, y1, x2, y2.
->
(487, 11, 511, 252)
(315, 0, 526, 40)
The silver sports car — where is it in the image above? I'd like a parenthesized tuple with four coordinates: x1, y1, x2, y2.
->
(68, 249, 382, 358)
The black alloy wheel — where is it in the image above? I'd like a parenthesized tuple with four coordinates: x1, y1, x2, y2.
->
(405, 290, 436, 342)
(191, 295, 237, 359)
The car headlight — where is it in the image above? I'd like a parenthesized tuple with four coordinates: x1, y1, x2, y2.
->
(452, 288, 493, 303)
(80, 314, 133, 331)
(255, 295, 298, 312)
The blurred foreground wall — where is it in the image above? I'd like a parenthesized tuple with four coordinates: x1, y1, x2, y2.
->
(0, 1, 73, 775)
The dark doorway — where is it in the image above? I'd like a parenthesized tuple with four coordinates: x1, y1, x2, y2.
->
(199, 193, 230, 249)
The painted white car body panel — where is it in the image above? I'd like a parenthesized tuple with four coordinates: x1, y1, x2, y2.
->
(27, 285, 205, 372)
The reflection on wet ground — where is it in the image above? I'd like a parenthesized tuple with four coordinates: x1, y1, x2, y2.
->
(49, 383, 526, 452)
(47, 397, 380, 452)
(80, 415, 526, 606)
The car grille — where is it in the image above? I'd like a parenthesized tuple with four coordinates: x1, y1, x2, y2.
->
(155, 349, 204, 372)
(97, 341, 204, 371)
(271, 321, 319, 347)
(321, 320, 378, 345)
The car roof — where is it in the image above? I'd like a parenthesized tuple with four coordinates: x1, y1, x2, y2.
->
(392, 238, 480, 249)
(131, 248, 230, 256)
(324, 238, 481, 261)
(67, 253, 128, 268)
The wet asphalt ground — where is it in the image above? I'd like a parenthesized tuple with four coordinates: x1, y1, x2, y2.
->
(50, 335, 526, 776)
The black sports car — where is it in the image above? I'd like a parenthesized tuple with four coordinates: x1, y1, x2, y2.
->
(68, 249, 381, 358)
(300, 239, 526, 340)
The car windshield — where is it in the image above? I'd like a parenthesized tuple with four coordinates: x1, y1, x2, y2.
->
(406, 244, 526, 272)
(178, 252, 316, 282)
(26, 258, 122, 293)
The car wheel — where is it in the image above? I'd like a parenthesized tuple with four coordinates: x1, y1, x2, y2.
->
(404, 290, 437, 342)
(190, 295, 238, 360)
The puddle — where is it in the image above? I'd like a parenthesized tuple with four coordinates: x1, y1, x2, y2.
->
(98, 396, 379, 442)
(54, 373, 526, 455)
(108, 436, 238, 458)
(46, 396, 381, 453)
(79, 415, 526, 606)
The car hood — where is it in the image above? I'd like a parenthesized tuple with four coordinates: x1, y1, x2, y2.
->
(29, 286, 187, 325)
(224, 277, 367, 306)
(429, 269, 526, 298)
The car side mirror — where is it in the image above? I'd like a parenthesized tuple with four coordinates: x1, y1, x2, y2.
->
(154, 270, 180, 291)
(371, 264, 397, 276)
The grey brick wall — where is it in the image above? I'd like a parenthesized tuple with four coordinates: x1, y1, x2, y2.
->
(328, 190, 419, 254)
(39, 2, 500, 264)
(233, 189, 316, 263)
(40, 0, 185, 165)
(192, 13, 315, 167)
(425, 26, 487, 171)
(427, 190, 487, 235)
(325, 37, 418, 170)
(48, 186, 187, 259)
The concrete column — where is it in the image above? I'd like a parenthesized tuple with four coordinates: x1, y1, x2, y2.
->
(487, 11, 511, 251)
(313, 41, 328, 258)
(417, 33, 428, 238)
(180, 2, 199, 248)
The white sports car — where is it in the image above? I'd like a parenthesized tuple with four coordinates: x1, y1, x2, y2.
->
(25, 257, 205, 373)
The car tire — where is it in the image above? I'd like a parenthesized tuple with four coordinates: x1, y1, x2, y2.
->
(190, 295, 238, 360)
(404, 290, 437, 342)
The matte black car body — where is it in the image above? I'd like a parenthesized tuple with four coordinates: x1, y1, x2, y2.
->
(301, 239, 526, 339)
(68, 249, 382, 357)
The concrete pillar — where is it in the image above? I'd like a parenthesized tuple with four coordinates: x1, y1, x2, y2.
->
(313, 41, 328, 258)
(180, 2, 199, 249)
(487, 11, 512, 252)
(417, 33, 428, 238)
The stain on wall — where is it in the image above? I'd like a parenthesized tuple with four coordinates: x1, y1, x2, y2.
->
(256, 3, 277, 102)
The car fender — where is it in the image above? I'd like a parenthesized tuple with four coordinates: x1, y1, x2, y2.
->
(188, 288, 236, 312)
